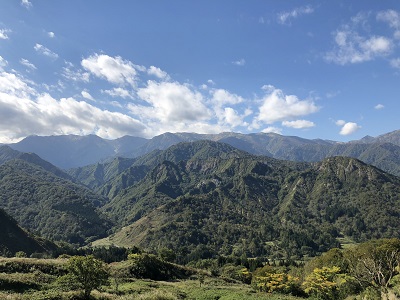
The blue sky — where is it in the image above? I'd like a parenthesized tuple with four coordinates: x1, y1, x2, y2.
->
(0, 1, 399, 143)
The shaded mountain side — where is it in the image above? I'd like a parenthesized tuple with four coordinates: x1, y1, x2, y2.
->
(354, 129, 400, 146)
(97, 147, 400, 260)
(0, 146, 73, 180)
(10, 134, 147, 169)
(0, 145, 22, 164)
(0, 208, 56, 256)
(67, 157, 137, 190)
(0, 159, 112, 245)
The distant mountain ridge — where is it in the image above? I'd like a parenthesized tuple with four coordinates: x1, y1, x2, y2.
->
(9, 134, 147, 169)
(7, 129, 400, 175)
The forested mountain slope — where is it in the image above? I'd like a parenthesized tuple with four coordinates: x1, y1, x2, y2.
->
(0, 159, 112, 245)
(95, 141, 400, 261)
(0, 208, 56, 256)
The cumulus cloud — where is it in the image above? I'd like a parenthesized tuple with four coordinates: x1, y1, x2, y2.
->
(20, 58, 37, 70)
(48, 31, 55, 38)
(374, 104, 384, 110)
(81, 90, 95, 101)
(339, 122, 361, 135)
(147, 66, 169, 79)
(34, 44, 59, 59)
(232, 59, 246, 66)
(136, 81, 210, 123)
(277, 6, 314, 25)
(81, 54, 139, 86)
(21, 0, 32, 8)
(282, 119, 315, 129)
(102, 87, 134, 99)
(256, 85, 319, 125)
(211, 89, 244, 107)
(0, 29, 11, 40)
(0, 71, 36, 98)
(217, 107, 248, 128)
(0, 70, 148, 143)
(209, 89, 248, 129)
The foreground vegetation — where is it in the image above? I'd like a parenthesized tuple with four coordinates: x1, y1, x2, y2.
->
(0, 238, 400, 299)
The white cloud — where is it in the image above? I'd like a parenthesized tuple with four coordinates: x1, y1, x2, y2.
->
(147, 66, 169, 79)
(34, 44, 59, 59)
(232, 59, 246, 66)
(0, 70, 147, 143)
(20, 58, 37, 70)
(81, 54, 138, 86)
(62, 62, 90, 82)
(102, 87, 134, 99)
(21, 0, 32, 8)
(377, 10, 400, 39)
(339, 122, 361, 135)
(282, 120, 315, 129)
(0, 71, 36, 98)
(256, 85, 319, 125)
(211, 89, 244, 107)
(262, 126, 282, 134)
(374, 104, 384, 110)
(277, 6, 314, 25)
(335, 119, 346, 126)
(48, 31, 55, 38)
(326, 12, 395, 65)
(0, 29, 11, 40)
(136, 81, 210, 123)
(217, 107, 248, 128)
(81, 90, 95, 101)
(326, 30, 392, 64)
(0, 56, 7, 70)
(207, 79, 215, 85)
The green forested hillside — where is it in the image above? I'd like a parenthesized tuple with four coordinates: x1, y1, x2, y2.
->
(0, 159, 112, 245)
(2, 139, 400, 265)
(95, 141, 400, 262)
(0, 208, 56, 256)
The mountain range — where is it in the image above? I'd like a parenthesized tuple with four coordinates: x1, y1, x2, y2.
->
(1, 130, 399, 260)
(91, 141, 400, 261)
(8, 130, 400, 177)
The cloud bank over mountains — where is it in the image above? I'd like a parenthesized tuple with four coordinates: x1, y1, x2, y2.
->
(0, 51, 322, 143)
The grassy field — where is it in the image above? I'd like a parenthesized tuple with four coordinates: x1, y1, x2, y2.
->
(0, 279, 301, 300)
(0, 257, 301, 300)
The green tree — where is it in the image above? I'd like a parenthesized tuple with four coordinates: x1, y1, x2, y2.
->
(158, 247, 176, 262)
(345, 238, 400, 292)
(65, 255, 109, 299)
